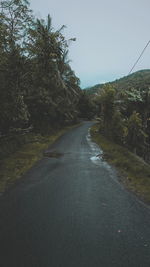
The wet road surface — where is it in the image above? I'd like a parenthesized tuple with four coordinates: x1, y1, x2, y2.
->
(0, 122, 150, 267)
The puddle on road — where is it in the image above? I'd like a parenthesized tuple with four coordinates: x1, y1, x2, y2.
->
(43, 150, 63, 158)
(86, 130, 111, 170)
(86, 129, 123, 186)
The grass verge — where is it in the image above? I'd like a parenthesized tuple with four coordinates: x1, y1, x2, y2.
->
(0, 124, 81, 193)
(90, 124, 150, 205)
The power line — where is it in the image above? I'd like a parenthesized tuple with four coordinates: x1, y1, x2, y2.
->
(128, 40, 150, 75)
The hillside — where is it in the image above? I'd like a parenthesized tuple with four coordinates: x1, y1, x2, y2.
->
(85, 69, 150, 94)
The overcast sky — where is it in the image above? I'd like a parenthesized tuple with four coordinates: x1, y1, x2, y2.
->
(30, 0, 150, 88)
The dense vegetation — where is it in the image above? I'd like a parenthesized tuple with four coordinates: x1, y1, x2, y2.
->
(85, 70, 150, 95)
(1, 0, 150, 166)
(0, 0, 81, 136)
(87, 71, 150, 163)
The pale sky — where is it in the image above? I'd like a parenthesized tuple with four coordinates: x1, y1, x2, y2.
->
(30, 0, 150, 88)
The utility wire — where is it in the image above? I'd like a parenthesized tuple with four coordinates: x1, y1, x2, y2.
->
(128, 40, 150, 75)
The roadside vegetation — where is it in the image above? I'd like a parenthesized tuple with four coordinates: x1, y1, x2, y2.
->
(0, 124, 80, 193)
(0, 1, 150, 202)
(87, 72, 150, 204)
(91, 124, 150, 204)
(0, 0, 88, 191)
(0, 0, 81, 137)
(87, 73, 150, 163)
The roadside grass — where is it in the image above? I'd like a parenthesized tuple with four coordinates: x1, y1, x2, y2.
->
(90, 124, 150, 204)
(0, 124, 80, 193)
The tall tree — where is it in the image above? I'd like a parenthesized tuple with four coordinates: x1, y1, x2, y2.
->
(0, 0, 32, 133)
(26, 14, 81, 131)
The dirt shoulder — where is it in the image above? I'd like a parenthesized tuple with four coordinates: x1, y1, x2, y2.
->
(0, 124, 81, 193)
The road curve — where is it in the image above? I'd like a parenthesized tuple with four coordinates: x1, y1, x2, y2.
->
(0, 121, 150, 267)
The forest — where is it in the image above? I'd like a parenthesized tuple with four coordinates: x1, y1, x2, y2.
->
(0, 0, 150, 166)
(86, 70, 150, 163)
(0, 0, 82, 136)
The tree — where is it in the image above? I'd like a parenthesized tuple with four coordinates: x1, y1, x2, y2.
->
(26, 14, 81, 131)
(126, 111, 146, 154)
(0, 0, 32, 133)
(98, 84, 116, 135)
(0, 3, 81, 134)
(78, 91, 96, 119)
(111, 111, 127, 144)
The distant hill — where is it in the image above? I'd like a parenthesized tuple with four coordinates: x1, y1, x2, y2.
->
(85, 69, 150, 94)
(84, 84, 103, 95)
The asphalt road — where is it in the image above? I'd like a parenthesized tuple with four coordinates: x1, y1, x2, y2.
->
(0, 121, 150, 267)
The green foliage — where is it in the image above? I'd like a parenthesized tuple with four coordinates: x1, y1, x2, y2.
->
(91, 70, 150, 162)
(95, 85, 127, 144)
(86, 70, 150, 95)
(85, 84, 103, 95)
(91, 124, 150, 204)
(111, 111, 127, 144)
(0, 0, 31, 133)
(126, 111, 147, 154)
(78, 91, 96, 119)
(25, 14, 81, 131)
(99, 85, 116, 129)
(0, 1, 81, 135)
